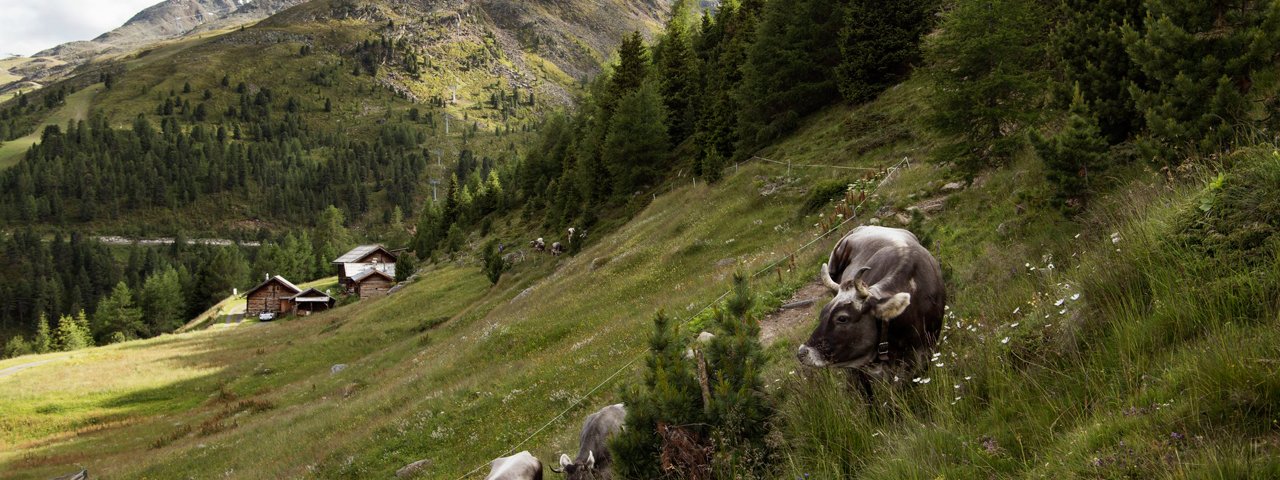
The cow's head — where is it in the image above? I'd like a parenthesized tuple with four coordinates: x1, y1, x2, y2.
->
(551, 451, 597, 480)
(797, 263, 911, 368)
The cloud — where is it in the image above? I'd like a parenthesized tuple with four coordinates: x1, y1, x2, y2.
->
(0, 0, 161, 57)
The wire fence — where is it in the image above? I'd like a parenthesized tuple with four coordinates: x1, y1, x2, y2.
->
(451, 156, 910, 479)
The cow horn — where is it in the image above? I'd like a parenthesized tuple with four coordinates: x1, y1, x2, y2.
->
(820, 263, 841, 292)
(851, 267, 872, 297)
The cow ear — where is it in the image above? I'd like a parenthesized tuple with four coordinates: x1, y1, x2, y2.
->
(585, 450, 595, 469)
(559, 454, 572, 469)
(874, 292, 911, 320)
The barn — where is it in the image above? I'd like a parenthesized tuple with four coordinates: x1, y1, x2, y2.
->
(333, 244, 398, 290)
(288, 287, 336, 314)
(245, 275, 303, 317)
(351, 269, 395, 299)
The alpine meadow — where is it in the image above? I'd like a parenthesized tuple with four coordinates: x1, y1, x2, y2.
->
(1, 0, 1278, 478)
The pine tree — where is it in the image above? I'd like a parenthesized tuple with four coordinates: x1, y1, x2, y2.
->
(608, 32, 650, 109)
(655, 0, 699, 142)
(94, 281, 144, 342)
(613, 312, 705, 479)
(3, 335, 31, 358)
(737, 0, 849, 150)
(139, 267, 185, 334)
(1031, 86, 1109, 213)
(54, 312, 91, 351)
(694, 0, 762, 166)
(924, 0, 1050, 175)
(1124, 1, 1280, 159)
(604, 81, 670, 196)
(1050, 0, 1145, 144)
(33, 313, 52, 353)
(835, 0, 936, 104)
(481, 240, 506, 285)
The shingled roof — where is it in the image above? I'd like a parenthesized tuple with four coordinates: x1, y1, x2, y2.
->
(332, 244, 396, 264)
(245, 275, 302, 296)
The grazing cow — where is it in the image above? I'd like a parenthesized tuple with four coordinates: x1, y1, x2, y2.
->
(553, 403, 626, 480)
(797, 226, 945, 386)
(568, 227, 576, 244)
(551, 242, 566, 256)
(486, 451, 543, 480)
(531, 238, 546, 252)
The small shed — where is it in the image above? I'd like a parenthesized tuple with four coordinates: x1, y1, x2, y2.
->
(351, 269, 395, 299)
(245, 275, 303, 317)
(289, 287, 336, 313)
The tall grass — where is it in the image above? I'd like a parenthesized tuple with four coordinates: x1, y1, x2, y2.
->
(777, 150, 1280, 478)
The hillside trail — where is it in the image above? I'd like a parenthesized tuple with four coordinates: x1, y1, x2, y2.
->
(760, 282, 830, 346)
(0, 356, 64, 379)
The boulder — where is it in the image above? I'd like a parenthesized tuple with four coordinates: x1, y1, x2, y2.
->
(396, 459, 432, 478)
(330, 364, 347, 374)
(941, 181, 966, 192)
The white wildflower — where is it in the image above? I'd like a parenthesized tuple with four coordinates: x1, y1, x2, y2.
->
(1001, 337, 1010, 344)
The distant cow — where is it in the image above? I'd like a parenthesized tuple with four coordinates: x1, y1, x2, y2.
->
(486, 451, 543, 480)
(797, 226, 945, 387)
(553, 403, 626, 480)
(551, 242, 566, 256)
(531, 238, 546, 252)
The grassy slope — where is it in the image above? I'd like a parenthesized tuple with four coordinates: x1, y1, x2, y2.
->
(0, 79, 912, 476)
(2, 73, 1276, 480)
(0, 83, 102, 168)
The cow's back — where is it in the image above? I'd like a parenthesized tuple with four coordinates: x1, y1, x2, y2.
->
(577, 403, 626, 466)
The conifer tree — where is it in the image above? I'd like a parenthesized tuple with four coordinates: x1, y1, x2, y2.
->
(737, 0, 848, 150)
(655, 0, 699, 142)
(1124, 0, 1280, 159)
(613, 312, 704, 479)
(139, 267, 185, 334)
(1031, 86, 1109, 213)
(835, 0, 936, 104)
(1051, 0, 1145, 144)
(924, 0, 1050, 175)
(55, 312, 91, 351)
(94, 281, 144, 342)
(608, 32, 650, 109)
(603, 82, 670, 195)
(33, 313, 51, 354)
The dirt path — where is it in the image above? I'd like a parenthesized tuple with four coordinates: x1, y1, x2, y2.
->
(760, 282, 831, 346)
(0, 358, 61, 379)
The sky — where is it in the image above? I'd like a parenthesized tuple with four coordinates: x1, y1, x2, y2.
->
(0, 0, 161, 57)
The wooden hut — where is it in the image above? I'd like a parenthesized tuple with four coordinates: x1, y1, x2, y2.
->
(288, 288, 336, 314)
(245, 275, 302, 317)
(333, 245, 398, 289)
(351, 269, 395, 299)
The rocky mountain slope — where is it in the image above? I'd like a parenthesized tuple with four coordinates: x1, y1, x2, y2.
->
(2, 0, 305, 96)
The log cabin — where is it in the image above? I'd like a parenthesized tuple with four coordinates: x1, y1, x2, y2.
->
(245, 275, 303, 317)
(333, 244, 398, 290)
(351, 269, 395, 299)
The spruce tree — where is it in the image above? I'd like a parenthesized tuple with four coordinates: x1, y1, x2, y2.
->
(1124, 0, 1280, 159)
(1051, 0, 1145, 144)
(94, 281, 144, 342)
(603, 81, 670, 195)
(835, 0, 936, 104)
(613, 312, 705, 479)
(924, 0, 1050, 175)
(737, 0, 848, 150)
(702, 274, 770, 470)
(139, 267, 185, 334)
(33, 313, 52, 353)
(609, 32, 651, 108)
(655, 0, 699, 142)
(1031, 86, 1109, 213)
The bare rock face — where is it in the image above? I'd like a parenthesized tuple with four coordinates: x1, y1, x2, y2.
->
(14, 0, 306, 89)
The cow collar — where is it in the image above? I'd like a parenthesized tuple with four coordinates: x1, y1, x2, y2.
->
(875, 317, 892, 363)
